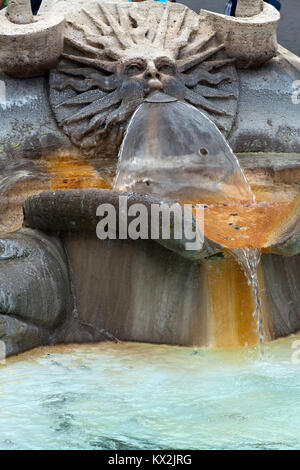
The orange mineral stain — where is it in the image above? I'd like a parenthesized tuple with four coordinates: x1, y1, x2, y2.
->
(200, 199, 299, 249)
(186, 192, 300, 249)
(203, 257, 269, 348)
(45, 150, 112, 190)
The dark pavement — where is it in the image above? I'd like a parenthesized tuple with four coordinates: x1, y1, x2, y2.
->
(180, 0, 300, 57)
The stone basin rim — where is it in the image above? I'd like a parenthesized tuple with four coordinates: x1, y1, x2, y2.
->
(0, 10, 65, 35)
(23, 189, 300, 253)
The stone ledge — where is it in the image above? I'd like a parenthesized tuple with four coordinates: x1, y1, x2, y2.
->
(200, 2, 280, 68)
(0, 7, 65, 77)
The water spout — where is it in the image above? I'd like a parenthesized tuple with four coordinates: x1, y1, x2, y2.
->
(114, 97, 253, 204)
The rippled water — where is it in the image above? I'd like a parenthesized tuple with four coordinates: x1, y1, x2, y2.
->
(0, 338, 300, 450)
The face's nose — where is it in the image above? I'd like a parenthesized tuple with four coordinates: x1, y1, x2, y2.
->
(143, 62, 160, 81)
(144, 70, 161, 80)
(144, 61, 163, 90)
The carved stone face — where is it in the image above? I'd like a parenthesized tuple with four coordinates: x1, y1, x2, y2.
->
(121, 56, 177, 92)
(49, 3, 239, 157)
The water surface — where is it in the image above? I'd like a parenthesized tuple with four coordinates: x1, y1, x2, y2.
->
(0, 338, 299, 450)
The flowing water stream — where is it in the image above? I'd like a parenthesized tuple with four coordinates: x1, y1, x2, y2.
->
(114, 97, 265, 352)
(232, 248, 264, 356)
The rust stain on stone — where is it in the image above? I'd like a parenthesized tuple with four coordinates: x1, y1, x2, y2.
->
(204, 257, 271, 348)
(45, 150, 112, 191)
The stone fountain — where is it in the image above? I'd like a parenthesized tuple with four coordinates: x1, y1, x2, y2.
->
(0, 0, 300, 356)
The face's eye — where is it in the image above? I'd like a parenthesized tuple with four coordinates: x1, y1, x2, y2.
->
(124, 63, 145, 76)
(156, 61, 176, 75)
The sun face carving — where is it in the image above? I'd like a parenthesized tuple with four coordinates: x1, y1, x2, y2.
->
(122, 56, 177, 91)
(49, 1, 239, 158)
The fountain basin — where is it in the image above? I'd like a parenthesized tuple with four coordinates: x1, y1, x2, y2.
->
(194, 198, 300, 250)
(0, 0, 299, 356)
(18, 188, 300, 349)
(1, 339, 300, 450)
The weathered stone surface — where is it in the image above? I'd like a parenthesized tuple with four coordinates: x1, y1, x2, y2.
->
(0, 228, 72, 328)
(268, 219, 300, 257)
(262, 254, 300, 338)
(21, 188, 300, 347)
(235, 0, 263, 18)
(0, 1, 65, 78)
(231, 47, 300, 154)
(0, 315, 48, 357)
(64, 232, 216, 347)
(0, 46, 298, 165)
(1, 189, 300, 352)
(24, 188, 300, 256)
(201, 1, 280, 68)
(0, 72, 69, 159)
(0, 70, 70, 233)
(0, 227, 78, 355)
(6, 0, 33, 25)
(1, 228, 298, 350)
(51, 231, 300, 346)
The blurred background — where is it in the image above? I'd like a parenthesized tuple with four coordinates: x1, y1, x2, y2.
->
(181, 0, 300, 56)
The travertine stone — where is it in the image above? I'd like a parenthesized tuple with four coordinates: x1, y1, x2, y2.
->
(201, 2, 280, 68)
(0, 2, 65, 77)
(235, 0, 263, 17)
(6, 0, 33, 24)
(24, 189, 222, 261)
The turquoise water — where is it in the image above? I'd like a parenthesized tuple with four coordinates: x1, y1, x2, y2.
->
(0, 337, 300, 450)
